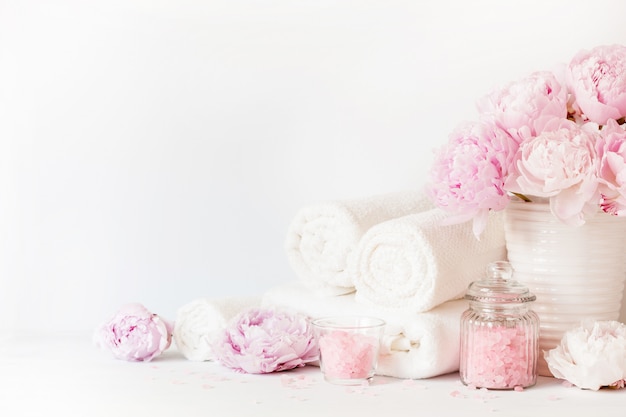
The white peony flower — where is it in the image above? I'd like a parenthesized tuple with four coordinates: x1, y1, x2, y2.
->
(545, 320, 626, 390)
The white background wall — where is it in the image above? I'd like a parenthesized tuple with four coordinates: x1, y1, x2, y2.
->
(1, 0, 625, 334)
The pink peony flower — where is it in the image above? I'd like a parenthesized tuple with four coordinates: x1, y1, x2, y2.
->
(566, 44, 626, 124)
(596, 119, 626, 215)
(426, 120, 518, 237)
(545, 320, 626, 391)
(504, 119, 600, 225)
(477, 70, 568, 143)
(94, 303, 173, 362)
(212, 307, 318, 374)
(427, 44, 626, 233)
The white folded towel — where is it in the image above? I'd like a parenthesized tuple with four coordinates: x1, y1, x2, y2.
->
(262, 281, 467, 379)
(353, 209, 506, 313)
(173, 296, 261, 361)
(285, 191, 434, 295)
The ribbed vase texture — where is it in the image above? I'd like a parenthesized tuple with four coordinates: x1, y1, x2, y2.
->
(504, 200, 626, 377)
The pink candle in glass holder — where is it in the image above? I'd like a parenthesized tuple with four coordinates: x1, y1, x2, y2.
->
(312, 316, 385, 385)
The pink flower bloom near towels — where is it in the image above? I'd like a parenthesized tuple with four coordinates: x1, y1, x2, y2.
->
(94, 303, 173, 362)
(566, 44, 626, 125)
(545, 320, 626, 390)
(211, 307, 318, 374)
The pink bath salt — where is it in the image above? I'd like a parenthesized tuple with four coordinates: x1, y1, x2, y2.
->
(449, 390, 463, 398)
(319, 330, 377, 380)
(463, 324, 535, 389)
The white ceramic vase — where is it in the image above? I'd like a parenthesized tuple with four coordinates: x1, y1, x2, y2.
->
(504, 199, 626, 377)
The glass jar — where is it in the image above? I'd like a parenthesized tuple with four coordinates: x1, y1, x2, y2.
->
(460, 261, 539, 390)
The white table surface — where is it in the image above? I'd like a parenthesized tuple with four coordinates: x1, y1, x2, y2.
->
(1, 332, 624, 417)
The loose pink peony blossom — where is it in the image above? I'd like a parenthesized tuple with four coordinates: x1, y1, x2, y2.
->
(596, 119, 626, 215)
(545, 320, 626, 391)
(477, 70, 568, 143)
(504, 119, 600, 225)
(212, 307, 318, 374)
(566, 44, 626, 124)
(94, 303, 173, 362)
(426, 120, 518, 237)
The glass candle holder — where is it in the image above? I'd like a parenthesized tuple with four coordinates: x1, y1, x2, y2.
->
(460, 261, 539, 390)
(312, 316, 385, 385)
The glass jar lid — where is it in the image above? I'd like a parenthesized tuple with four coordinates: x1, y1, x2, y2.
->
(464, 261, 536, 304)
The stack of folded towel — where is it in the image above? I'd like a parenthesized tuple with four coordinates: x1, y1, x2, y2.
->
(274, 190, 507, 379)
(173, 190, 507, 380)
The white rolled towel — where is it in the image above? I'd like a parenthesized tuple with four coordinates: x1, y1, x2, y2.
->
(353, 208, 506, 313)
(262, 281, 467, 379)
(285, 191, 434, 295)
(173, 296, 261, 361)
